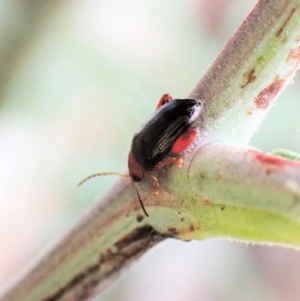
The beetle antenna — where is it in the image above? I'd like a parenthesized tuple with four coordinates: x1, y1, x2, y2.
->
(78, 172, 149, 217)
(78, 172, 129, 186)
(131, 181, 149, 217)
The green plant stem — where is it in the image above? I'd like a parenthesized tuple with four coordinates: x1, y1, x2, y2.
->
(186, 143, 300, 245)
(2, 143, 300, 301)
(190, 0, 300, 144)
(1, 0, 300, 300)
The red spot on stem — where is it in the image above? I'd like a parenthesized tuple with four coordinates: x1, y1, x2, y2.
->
(250, 151, 300, 173)
(255, 153, 286, 167)
(287, 46, 300, 62)
(202, 199, 213, 208)
(254, 76, 284, 109)
(275, 7, 296, 38)
(241, 69, 256, 88)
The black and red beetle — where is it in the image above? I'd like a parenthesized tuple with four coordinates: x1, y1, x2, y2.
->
(79, 94, 201, 216)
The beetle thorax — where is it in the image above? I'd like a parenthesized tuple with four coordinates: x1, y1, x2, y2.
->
(128, 150, 145, 182)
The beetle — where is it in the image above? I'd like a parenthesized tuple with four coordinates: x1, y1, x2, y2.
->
(79, 94, 201, 217)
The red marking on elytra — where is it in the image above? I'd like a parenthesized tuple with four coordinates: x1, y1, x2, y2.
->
(254, 76, 284, 109)
(171, 127, 198, 154)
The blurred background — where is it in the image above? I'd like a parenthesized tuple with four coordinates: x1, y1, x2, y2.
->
(0, 0, 299, 300)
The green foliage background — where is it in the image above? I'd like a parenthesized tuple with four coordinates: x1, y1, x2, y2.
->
(0, 1, 299, 300)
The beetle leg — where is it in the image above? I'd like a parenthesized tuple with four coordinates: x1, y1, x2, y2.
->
(153, 157, 183, 170)
(147, 157, 183, 195)
(156, 93, 173, 110)
(147, 174, 160, 195)
(171, 127, 199, 154)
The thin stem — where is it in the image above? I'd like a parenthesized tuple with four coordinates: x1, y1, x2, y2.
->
(1, 0, 300, 300)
